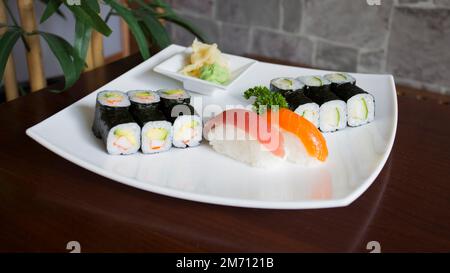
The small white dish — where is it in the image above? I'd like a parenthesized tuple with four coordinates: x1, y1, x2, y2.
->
(26, 45, 398, 209)
(153, 48, 257, 95)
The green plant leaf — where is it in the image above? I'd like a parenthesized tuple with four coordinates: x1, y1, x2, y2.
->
(84, 0, 100, 13)
(65, 1, 112, 36)
(159, 13, 206, 42)
(74, 18, 92, 71)
(132, 0, 162, 11)
(105, 0, 150, 59)
(136, 10, 170, 49)
(130, 0, 207, 43)
(40, 0, 64, 23)
(0, 29, 21, 86)
(39, 32, 83, 91)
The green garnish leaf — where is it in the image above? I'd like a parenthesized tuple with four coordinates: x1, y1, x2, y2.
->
(243, 86, 288, 114)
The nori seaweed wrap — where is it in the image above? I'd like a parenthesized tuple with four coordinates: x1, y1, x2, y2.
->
(285, 91, 316, 111)
(331, 83, 368, 101)
(157, 88, 191, 113)
(164, 103, 197, 123)
(284, 91, 320, 127)
(127, 90, 165, 127)
(92, 91, 140, 155)
(298, 76, 347, 132)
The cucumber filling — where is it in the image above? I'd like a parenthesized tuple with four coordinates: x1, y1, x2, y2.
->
(301, 110, 316, 124)
(311, 76, 323, 86)
(321, 107, 341, 128)
(350, 98, 369, 121)
(335, 108, 340, 127)
(280, 79, 293, 88)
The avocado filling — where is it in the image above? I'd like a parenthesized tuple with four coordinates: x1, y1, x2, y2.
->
(147, 128, 169, 150)
(135, 91, 152, 98)
(162, 89, 186, 99)
(103, 92, 121, 99)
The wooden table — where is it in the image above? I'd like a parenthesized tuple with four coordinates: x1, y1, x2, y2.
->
(0, 53, 449, 253)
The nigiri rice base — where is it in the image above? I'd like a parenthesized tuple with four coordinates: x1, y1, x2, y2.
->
(207, 125, 284, 168)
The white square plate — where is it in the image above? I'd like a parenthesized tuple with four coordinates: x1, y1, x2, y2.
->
(26, 45, 398, 209)
(153, 48, 257, 95)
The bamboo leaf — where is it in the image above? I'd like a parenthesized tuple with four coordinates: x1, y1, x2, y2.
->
(136, 10, 170, 49)
(65, 1, 112, 36)
(160, 13, 207, 42)
(0, 29, 21, 86)
(105, 0, 150, 59)
(40, 0, 64, 23)
(74, 19, 92, 71)
(39, 32, 83, 91)
(84, 0, 100, 13)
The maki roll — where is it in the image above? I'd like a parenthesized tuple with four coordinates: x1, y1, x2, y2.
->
(284, 91, 320, 128)
(270, 77, 304, 96)
(324, 72, 356, 89)
(170, 103, 202, 148)
(127, 90, 173, 154)
(141, 120, 173, 154)
(128, 90, 161, 126)
(92, 91, 140, 155)
(298, 76, 347, 133)
(157, 88, 201, 148)
(331, 83, 375, 127)
(157, 88, 191, 119)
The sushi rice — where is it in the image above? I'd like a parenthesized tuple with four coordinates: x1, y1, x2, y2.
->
(207, 124, 284, 168)
(293, 103, 320, 128)
(319, 100, 347, 132)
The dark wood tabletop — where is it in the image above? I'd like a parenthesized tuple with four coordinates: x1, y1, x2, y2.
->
(0, 53, 449, 253)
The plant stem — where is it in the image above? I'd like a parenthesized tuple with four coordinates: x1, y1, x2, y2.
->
(3, 0, 30, 51)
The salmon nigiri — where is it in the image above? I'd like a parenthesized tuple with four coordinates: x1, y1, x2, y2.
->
(263, 108, 328, 163)
(203, 109, 285, 167)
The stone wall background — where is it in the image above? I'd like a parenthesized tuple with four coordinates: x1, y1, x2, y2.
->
(167, 0, 450, 95)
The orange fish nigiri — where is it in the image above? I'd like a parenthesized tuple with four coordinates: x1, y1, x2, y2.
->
(264, 108, 328, 162)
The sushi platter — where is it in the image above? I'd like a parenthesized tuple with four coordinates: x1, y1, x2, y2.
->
(26, 43, 397, 209)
